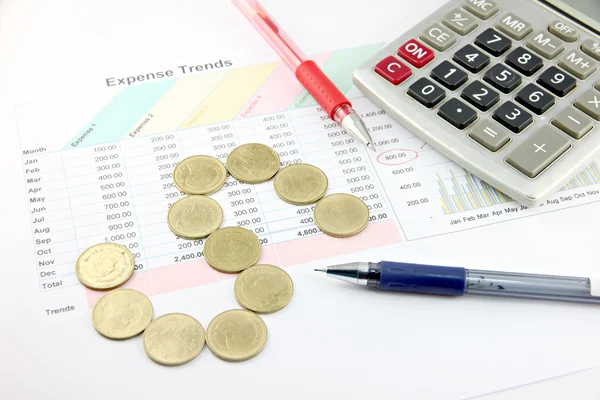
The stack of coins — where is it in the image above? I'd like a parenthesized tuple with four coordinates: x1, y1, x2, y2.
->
(76, 141, 370, 366)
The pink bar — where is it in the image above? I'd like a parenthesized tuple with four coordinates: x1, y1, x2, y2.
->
(236, 52, 332, 118)
(151, 259, 221, 295)
(275, 233, 342, 267)
(85, 270, 154, 308)
(338, 219, 402, 254)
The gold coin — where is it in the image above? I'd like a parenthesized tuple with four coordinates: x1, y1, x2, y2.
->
(206, 309, 268, 362)
(226, 143, 280, 183)
(273, 163, 328, 205)
(203, 227, 261, 273)
(75, 243, 135, 290)
(142, 313, 205, 366)
(234, 265, 293, 313)
(92, 289, 153, 340)
(167, 195, 223, 239)
(173, 155, 227, 195)
(314, 193, 370, 238)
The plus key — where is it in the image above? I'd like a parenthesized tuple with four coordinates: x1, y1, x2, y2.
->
(397, 39, 435, 68)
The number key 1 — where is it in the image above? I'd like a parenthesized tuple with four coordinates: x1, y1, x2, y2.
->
(430, 61, 468, 90)
(484, 64, 522, 93)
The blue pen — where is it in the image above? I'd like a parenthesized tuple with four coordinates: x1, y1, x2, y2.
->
(315, 261, 600, 304)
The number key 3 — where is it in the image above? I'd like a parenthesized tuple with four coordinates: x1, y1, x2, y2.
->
(492, 101, 533, 133)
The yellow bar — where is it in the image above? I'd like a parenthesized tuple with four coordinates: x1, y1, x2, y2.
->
(124, 70, 230, 138)
(480, 189, 492, 206)
(453, 194, 465, 212)
(466, 192, 477, 209)
(180, 62, 279, 128)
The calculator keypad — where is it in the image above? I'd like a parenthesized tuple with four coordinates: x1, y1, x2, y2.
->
(474, 28, 511, 56)
(360, 0, 600, 202)
(430, 61, 468, 90)
(453, 44, 490, 72)
(505, 47, 543, 76)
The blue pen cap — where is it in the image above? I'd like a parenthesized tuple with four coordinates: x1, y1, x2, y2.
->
(379, 261, 467, 296)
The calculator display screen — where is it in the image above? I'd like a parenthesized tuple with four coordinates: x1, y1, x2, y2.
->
(541, 0, 600, 32)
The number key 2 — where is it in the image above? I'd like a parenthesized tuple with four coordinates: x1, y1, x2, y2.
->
(492, 101, 533, 133)
(484, 64, 522, 93)
(537, 66, 577, 97)
(515, 83, 555, 115)
(430, 61, 468, 90)
(506, 47, 543, 76)
(453, 44, 490, 73)
(407, 77, 446, 108)
(461, 81, 500, 111)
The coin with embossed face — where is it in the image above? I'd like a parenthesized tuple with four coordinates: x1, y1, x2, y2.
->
(314, 193, 369, 238)
(274, 163, 328, 205)
(92, 289, 153, 340)
(76, 243, 135, 290)
(226, 143, 280, 183)
(142, 313, 205, 366)
(173, 155, 227, 195)
(203, 227, 261, 273)
(167, 195, 223, 239)
(234, 264, 293, 313)
(206, 309, 268, 362)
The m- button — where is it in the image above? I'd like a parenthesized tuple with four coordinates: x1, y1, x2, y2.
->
(506, 125, 570, 178)
(397, 39, 435, 68)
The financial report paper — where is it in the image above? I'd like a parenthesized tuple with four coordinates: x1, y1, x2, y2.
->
(2, 0, 600, 398)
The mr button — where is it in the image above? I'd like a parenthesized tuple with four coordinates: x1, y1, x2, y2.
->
(506, 126, 570, 178)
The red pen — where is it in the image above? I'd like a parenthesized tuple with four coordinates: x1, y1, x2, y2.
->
(232, 0, 375, 151)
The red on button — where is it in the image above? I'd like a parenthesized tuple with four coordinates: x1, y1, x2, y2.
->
(397, 39, 435, 68)
(374, 56, 412, 85)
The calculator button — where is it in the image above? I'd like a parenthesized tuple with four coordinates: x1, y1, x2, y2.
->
(483, 64, 521, 94)
(453, 44, 490, 73)
(552, 107, 594, 139)
(474, 28, 511, 56)
(407, 78, 446, 108)
(419, 23, 457, 52)
(515, 83, 555, 115)
(437, 98, 477, 129)
(525, 31, 565, 60)
(430, 61, 468, 90)
(442, 8, 478, 36)
(505, 47, 543, 76)
(536, 66, 576, 97)
(463, 0, 499, 20)
(469, 118, 511, 152)
(492, 101, 533, 133)
(374, 56, 412, 85)
(496, 13, 533, 40)
(558, 50, 598, 80)
(461, 81, 500, 111)
(574, 89, 600, 120)
(506, 125, 570, 178)
(397, 39, 435, 68)
(548, 20, 578, 43)
(581, 39, 600, 61)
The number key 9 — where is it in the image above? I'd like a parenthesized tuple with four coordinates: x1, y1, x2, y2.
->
(537, 66, 577, 97)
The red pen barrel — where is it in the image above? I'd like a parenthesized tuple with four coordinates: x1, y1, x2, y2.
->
(295, 60, 351, 120)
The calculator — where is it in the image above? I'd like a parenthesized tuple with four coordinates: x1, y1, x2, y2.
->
(353, 0, 600, 206)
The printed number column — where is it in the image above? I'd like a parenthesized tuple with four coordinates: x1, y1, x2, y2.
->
(233, 111, 309, 244)
(23, 150, 78, 291)
(62, 143, 147, 276)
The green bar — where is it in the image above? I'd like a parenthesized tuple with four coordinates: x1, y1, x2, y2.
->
(289, 43, 383, 109)
(63, 79, 177, 149)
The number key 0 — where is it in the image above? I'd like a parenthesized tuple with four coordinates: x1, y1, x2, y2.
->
(407, 77, 446, 108)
